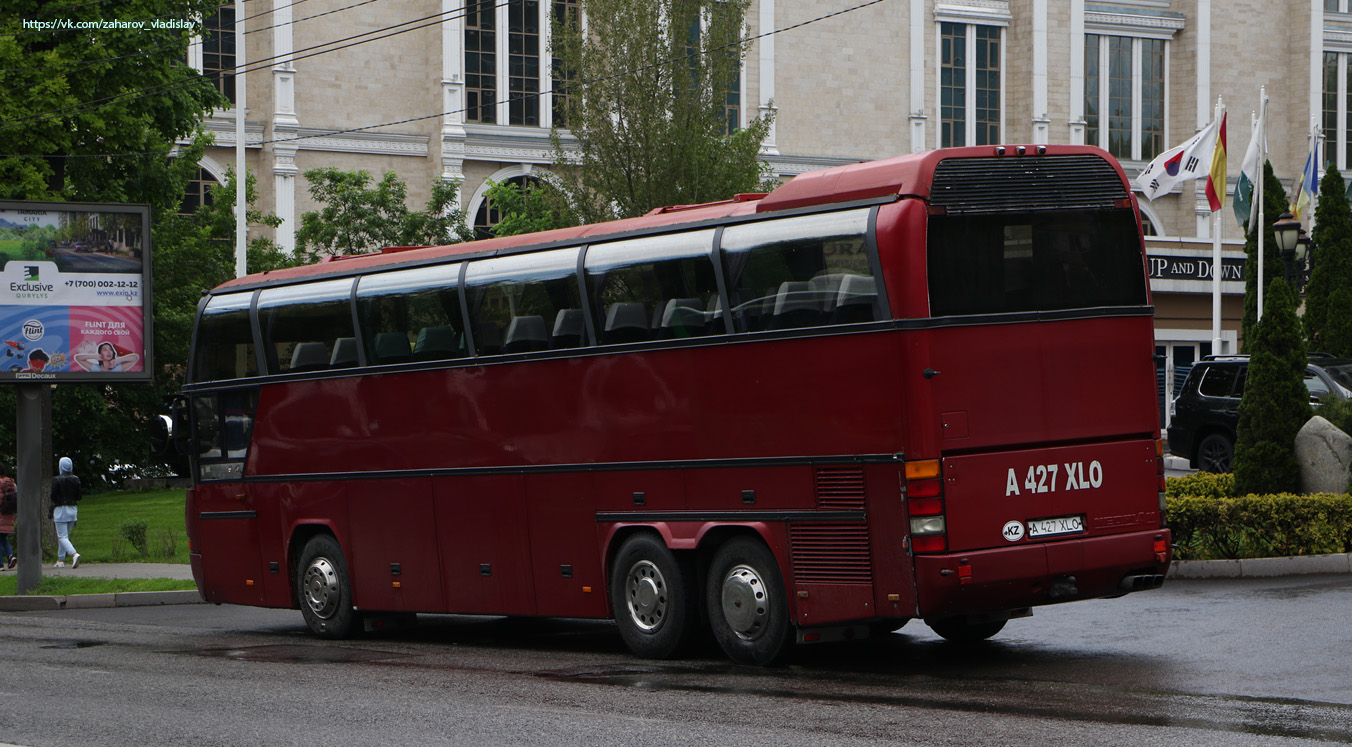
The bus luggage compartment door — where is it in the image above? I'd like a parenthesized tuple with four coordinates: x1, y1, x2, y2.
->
(192, 484, 267, 607)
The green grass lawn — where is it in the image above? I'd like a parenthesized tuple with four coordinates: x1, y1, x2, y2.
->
(0, 575, 197, 596)
(42, 487, 189, 564)
(1, 487, 194, 596)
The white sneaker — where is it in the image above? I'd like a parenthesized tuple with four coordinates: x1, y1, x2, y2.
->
(71, 553, 80, 569)
(54, 561, 64, 568)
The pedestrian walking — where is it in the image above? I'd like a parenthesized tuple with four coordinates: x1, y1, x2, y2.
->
(50, 457, 82, 568)
(0, 464, 15, 569)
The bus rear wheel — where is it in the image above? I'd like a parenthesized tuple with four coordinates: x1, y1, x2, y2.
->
(706, 538, 791, 665)
(297, 534, 360, 638)
(610, 534, 697, 659)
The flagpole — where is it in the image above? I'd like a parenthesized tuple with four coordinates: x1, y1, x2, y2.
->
(1256, 89, 1266, 324)
(1212, 97, 1224, 354)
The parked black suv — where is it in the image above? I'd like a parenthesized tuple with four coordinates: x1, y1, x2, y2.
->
(1167, 354, 1352, 472)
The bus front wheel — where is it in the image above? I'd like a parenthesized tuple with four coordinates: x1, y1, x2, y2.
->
(706, 538, 791, 665)
(297, 534, 360, 638)
(610, 534, 697, 659)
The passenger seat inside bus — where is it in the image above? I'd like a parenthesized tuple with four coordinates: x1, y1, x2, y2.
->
(473, 322, 503, 356)
(288, 342, 330, 373)
(832, 274, 878, 324)
(551, 309, 585, 349)
(330, 337, 359, 368)
(603, 302, 650, 344)
(373, 332, 413, 364)
(769, 281, 822, 329)
(504, 316, 549, 354)
(659, 298, 706, 338)
(413, 326, 461, 361)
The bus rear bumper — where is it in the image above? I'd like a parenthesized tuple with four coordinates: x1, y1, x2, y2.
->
(911, 528, 1172, 618)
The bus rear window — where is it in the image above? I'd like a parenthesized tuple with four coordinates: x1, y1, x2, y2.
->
(191, 293, 257, 383)
(927, 210, 1147, 316)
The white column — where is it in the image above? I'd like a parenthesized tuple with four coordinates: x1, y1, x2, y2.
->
(1068, 0, 1085, 144)
(441, 0, 468, 208)
(1031, 0, 1048, 144)
(234, 2, 247, 278)
(272, 0, 298, 254)
(909, 0, 926, 152)
(758, 0, 778, 155)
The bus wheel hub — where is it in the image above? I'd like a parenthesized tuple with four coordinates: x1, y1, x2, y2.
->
(625, 560, 667, 632)
(721, 564, 767, 640)
(303, 558, 340, 619)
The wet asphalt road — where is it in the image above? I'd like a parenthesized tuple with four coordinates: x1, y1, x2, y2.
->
(1, 574, 1350, 746)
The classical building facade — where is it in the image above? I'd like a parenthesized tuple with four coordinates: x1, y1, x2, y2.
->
(184, 0, 1352, 419)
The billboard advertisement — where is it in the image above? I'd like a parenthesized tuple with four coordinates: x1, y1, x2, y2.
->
(0, 201, 151, 382)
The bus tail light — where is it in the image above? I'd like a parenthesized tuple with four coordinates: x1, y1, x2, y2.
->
(906, 459, 947, 553)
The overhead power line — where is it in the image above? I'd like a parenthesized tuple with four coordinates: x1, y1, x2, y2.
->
(0, 0, 891, 160)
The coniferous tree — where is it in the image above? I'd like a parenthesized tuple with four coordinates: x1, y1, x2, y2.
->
(1240, 162, 1292, 349)
(1303, 166, 1352, 351)
(1326, 287, 1352, 357)
(1234, 277, 1311, 496)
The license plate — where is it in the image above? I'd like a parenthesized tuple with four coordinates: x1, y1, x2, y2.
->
(1026, 515, 1085, 538)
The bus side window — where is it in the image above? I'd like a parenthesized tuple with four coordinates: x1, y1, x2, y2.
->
(585, 230, 720, 346)
(465, 248, 583, 357)
(191, 293, 258, 382)
(257, 278, 356, 375)
(355, 263, 465, 366)
(720, 209, 879, 333)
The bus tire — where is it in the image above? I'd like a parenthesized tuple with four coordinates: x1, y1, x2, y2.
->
(706, 537, 792, 666)
(925, 616, 1006, 643)
(610, 534, 697, 659)
(870, 618, 910, 637)
(297, 534, 361, 639)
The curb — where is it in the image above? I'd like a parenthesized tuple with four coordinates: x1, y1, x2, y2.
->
(0, 590, 204, 612)
(1168, 553, 1352, 579)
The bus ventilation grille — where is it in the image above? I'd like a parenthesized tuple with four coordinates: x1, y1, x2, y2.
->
(814, 466, 866, 510)
(788, 523, 872, 584)
(929, 155, 1127, 213)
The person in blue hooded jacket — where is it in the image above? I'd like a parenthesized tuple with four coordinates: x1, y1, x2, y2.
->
(50, 457, 82, 568)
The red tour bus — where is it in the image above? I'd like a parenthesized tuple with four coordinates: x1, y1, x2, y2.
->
(181, 145, 1171, 664)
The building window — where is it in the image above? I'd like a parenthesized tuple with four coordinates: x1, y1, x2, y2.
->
(940, 22, 1001, 148)
(1322, 51, 1352, 170)
(551, 0, 580, 128)
(202, 5, 236, 106)
(508, 0, 540, 126)
(1085, 34, 1164, 162)
(473, 175, 544, 239)
(466, 0, 497, 124)
(180, 169, 219, 215)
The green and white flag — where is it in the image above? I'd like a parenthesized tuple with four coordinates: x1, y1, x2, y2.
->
(1233, 93, 1267, 232)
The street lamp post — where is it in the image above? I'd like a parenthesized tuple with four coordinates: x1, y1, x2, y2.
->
(1273, 212, 1303, 290)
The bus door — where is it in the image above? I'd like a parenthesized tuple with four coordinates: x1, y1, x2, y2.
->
(190, 389, 267, 607)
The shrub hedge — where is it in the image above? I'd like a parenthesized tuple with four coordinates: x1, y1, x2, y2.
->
(1165, 473, 1352, 560)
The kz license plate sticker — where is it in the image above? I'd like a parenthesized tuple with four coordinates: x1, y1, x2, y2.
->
(1026, 515, 1085, 538)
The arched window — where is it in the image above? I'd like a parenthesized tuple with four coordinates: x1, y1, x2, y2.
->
(181, 169, 220, 215)
(473, 175, 544, 239)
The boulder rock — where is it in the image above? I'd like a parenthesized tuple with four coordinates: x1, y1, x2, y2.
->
(1294, 416, 1352, 494)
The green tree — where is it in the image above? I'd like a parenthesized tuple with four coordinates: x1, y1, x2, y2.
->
(294, 168, 473, 261)
(1303, 166, 1352, 352)
(0, 0, 225, 203)
(1240, 162, 1290, 349)
(484, 178, 577, 238)
(546, 0, 774, 223)
(1233, 277, 1312, 496)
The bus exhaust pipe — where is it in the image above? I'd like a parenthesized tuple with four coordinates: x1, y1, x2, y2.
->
(1119, 574, 1165, 592)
